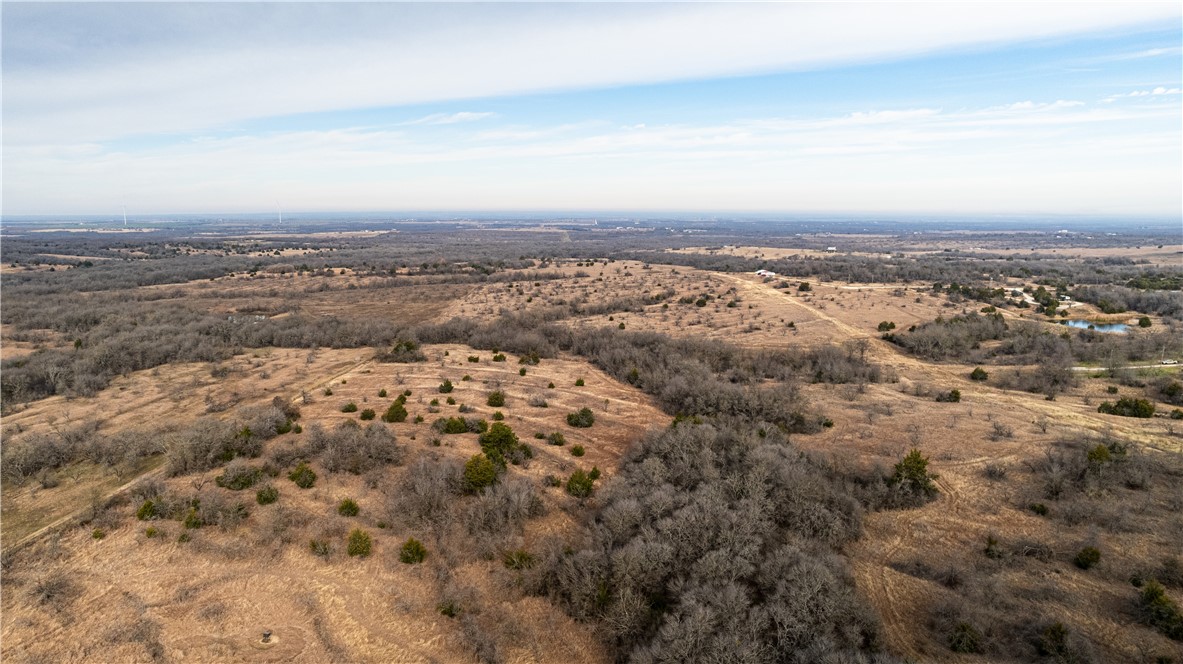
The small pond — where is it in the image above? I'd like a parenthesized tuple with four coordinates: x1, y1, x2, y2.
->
(1060, 320, 1128, 334)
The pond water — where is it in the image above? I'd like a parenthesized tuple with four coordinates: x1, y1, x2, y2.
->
(1060, 319, 1128, 334)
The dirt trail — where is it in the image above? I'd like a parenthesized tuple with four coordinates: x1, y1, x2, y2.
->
(5, 353, 375, 554)
(725, 272, 1174, 444)
(8, 466, 168, 551)
(724, 272, 1182, 661)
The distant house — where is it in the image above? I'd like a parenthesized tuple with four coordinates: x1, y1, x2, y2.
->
(755, 269, 777, 277)
(825, 246, 837, 253)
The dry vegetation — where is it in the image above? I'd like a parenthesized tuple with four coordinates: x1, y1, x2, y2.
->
(3, 225, 1182, 663)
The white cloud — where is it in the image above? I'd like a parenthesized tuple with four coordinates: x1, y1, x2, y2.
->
(1102, 87, 1183, 102)
(6, 97, 1177, 215)
(3, 2, 1179, 145)
(986, 100, 1086, 113)
(404, 112, 496, 125)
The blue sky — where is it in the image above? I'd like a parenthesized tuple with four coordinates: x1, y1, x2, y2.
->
(2, 2, 1180, 217)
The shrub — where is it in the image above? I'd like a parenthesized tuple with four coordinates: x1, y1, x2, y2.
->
(983, 535, 1003, 559)
(1151, 557, 1183, 588)
(1036, 622, 1070, 658)
(889, 449, 938, 500)
(468, 355, 480, 363)
(256, 485, 279, 505)
(382, 401, 408, 423)
(935, 389, 961, 403)
(969, 367, 989, 381)
(377, 339, 426, 363)
(463, 454, 498, 493)
(566, 407, 595, 428)
(1137, 580, 1183, 640)
(1086, 444, 1111, 466)
(503, 549, 535, 570)
(341, 402, 358, 413)
(798, 282, 812, 292)
(136, 500, 156, 521)
(92, 528, 106, 540)
(378, 389, 387, 397)
(145, 527, 158, 538)
(289, 462, 317, 489)
(399, 537, 427, 564)
(487, 391, 505, 407)
(1074, 546, 1101, 570)
(215, 461, 261, 490)
(565, 469, 595, 498)
(1029, 503, 1048, 516)
(347, 529, 372, 557)
(571, 445, 585, 457)
(492, 411, 504, 421)
(323, 387, 333, 396)
(575, 378, 585, 387)
(433, 417, 470, 434)
(547, 382, 555, 389)
(546, 432, 566, 446)
(1172, 409, 1183, 420)
(519, 368, 527, 376)
(528, 394, 548, 408)
(438, 379, 454, 393)
(448, 397, 457, 406)
(478, 422, 525, 466)
(1098, 397, 1154, 418)
(359, 409, 376, 421)
(1139, 316, 1152, 328)
(877, 321, 896, 333)
(988, 422, 1014, 441)
(306, 421, 403, 475)
(183, 508, 203, 530)
(338, 498, 360, 517)
(948, 621, 982, 653)
(493, 353, 507, 362)
(309, 538, 332, 558)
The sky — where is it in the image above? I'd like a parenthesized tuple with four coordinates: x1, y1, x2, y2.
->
(2, 2, 1181, 218)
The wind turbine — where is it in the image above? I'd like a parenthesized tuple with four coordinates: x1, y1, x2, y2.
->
(276, 202, 283, 225)
(122, 206, 128, 228)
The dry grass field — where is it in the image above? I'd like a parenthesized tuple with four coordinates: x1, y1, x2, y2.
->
(3, 245, 1181, 663)
(1, 335, 667, 663)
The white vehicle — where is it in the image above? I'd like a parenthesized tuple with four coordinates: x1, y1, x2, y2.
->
(1161, 359, 1179, 365)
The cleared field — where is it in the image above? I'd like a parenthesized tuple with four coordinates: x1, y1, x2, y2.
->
(135, 270, 472, 323)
